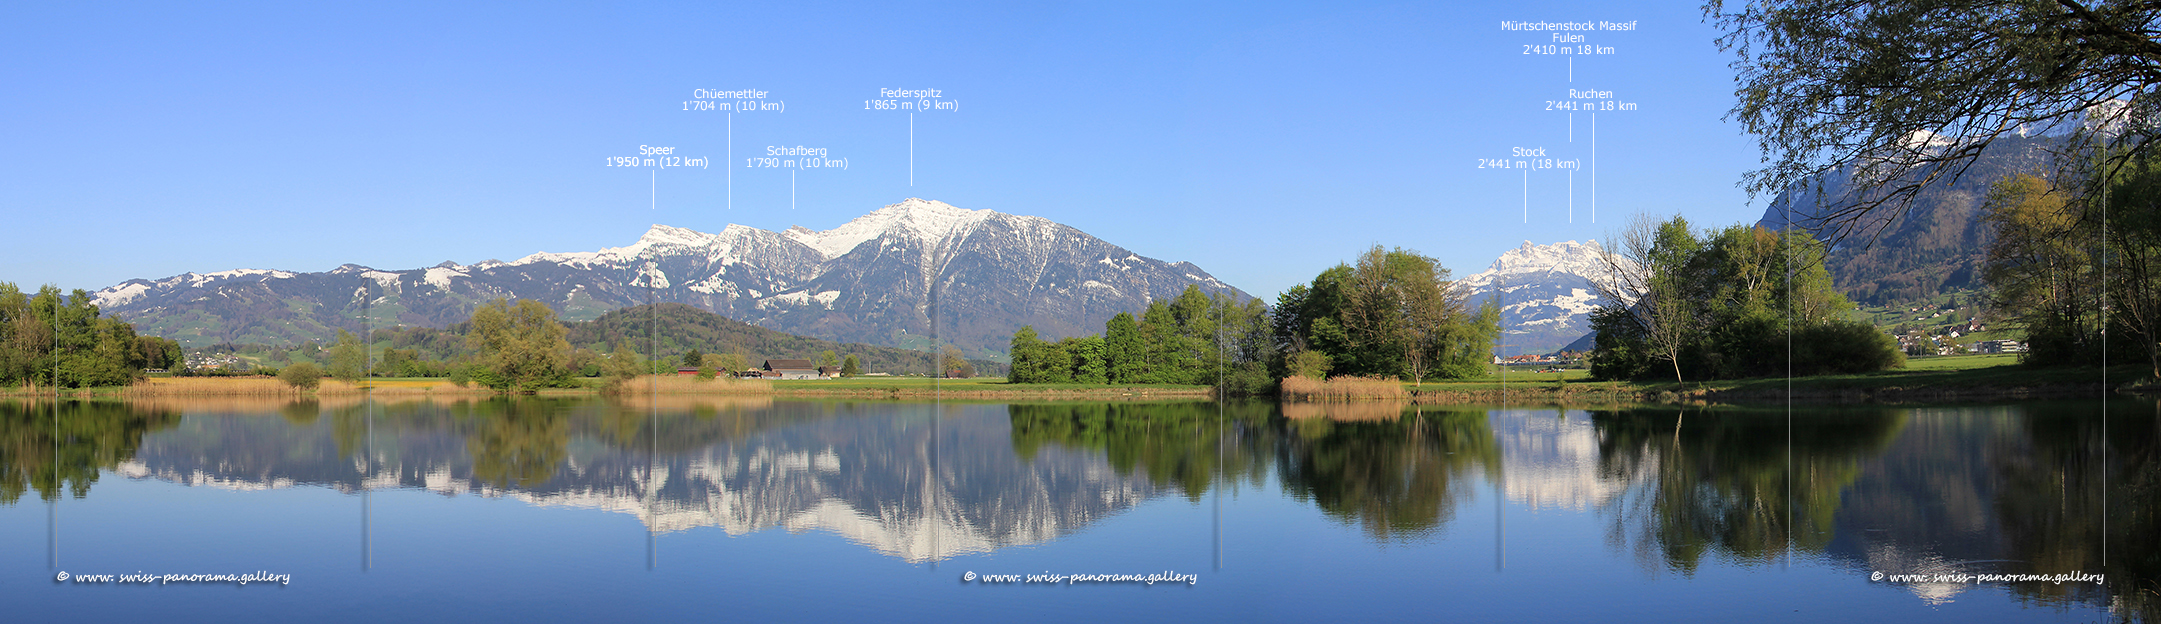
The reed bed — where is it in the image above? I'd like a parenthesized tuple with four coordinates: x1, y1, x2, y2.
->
(608, 375, 775, 395)
(316, 379, 486, 395)
(1278, 375, 1409, 401)
(2, 383, 89, 397)
(122, 377, 306, 397)
(121, 377, 496, 398)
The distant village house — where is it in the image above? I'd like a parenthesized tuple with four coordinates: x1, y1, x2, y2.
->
(760, 359, 822, 380)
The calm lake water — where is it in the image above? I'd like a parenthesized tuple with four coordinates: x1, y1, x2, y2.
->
(3, 395, 2154, 622)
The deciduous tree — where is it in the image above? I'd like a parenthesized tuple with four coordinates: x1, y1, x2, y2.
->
(1708, 0, 2161, 242)
(467, 298, 572, 393)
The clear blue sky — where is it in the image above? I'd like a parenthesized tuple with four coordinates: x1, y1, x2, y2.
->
(2, 0, 1763, 302)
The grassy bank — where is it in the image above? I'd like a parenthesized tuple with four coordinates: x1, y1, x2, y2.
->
(2, 375, 1213, 400)
(6, 353, 2135, 406)
(1272, 369, 1636, 406)
(1646, 355, 2136, 403)
(756, 377, 1213, 399)
(1398, 354, 2134, 405)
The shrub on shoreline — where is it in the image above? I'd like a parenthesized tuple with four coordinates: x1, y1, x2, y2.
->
(279, 363, 323, 390)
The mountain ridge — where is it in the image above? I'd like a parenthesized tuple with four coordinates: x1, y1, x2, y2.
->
(1457, 240, 1613, 356)
(93, 198, 1246, 355)
(1755, 135, 2056, 306)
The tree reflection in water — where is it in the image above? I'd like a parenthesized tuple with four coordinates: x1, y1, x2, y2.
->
(457, 399, 573, 490)
(3, 394, 2153, 622)
(2109, 401, 2161, 623)
(1989, 401, 2160, 621)
(1009, 401, 1501, 543)
(1279, 404, 1500, 542)
(1009, 401, 1274, 501)
(0, 400, 180, 504)
(1588, 401, 2160, 623)
(1590, 407, 1905, 574)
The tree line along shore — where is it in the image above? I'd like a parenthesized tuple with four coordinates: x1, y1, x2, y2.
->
(6, 353, 2128, 406)
(0, 232, 2120, 405)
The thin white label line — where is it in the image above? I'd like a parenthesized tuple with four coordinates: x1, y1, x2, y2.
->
(727, 112, 733, 210)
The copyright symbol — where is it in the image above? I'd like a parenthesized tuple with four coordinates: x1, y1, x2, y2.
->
(1870, 571, 1884, 581)
(55, 571, 68, 582)
(962, 571, 975, 582)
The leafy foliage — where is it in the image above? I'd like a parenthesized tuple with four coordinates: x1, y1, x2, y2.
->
(1272, 247, 1498, 382)
(1010, 285, 1272, 392)
(565, 303, 1003, 377)
(1588, 216, 1904, 381)
(940, 345, 975, 378)
(279, 362, 323, 390)
(0, 282, 182, 388)
(1985, 149, 2161, 374)
(467, 298, 574, 393)
(326, 329, 366, 382)
(1709, 0, 2161, 244)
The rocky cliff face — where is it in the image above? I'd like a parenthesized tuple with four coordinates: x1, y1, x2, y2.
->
(1754, 136, 2055, 305)
(93, 198, 1245, 354)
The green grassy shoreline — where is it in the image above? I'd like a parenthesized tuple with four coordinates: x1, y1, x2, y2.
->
(0, 375, 1218, 400)
(1428, 354, 2136, 405)
(2, 354, 2143, 405)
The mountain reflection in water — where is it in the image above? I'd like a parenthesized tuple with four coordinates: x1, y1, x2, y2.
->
(1, 396, 2154, 622)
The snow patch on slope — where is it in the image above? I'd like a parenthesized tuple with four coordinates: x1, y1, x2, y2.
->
(513, 224, 730, 268)
(1460, 241, 1618, 354)
(782, 198, 994, 259)
(94, 282, 151, 308)
(183, 269, 297, 288)
(1457, 240, 1609, 292)
(759, 291, 810, 309)
(424, 267, 465, 290)
(361, 270, 402, 289)
(95, 268, 298, 308)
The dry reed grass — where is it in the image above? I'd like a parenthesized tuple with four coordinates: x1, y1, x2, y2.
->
(123, 377, 304, 397)
(609, 375, 775, 395)
(116, 393, 507, 415)
(316, 379, 487, 395)
(122, 376, 496, 398)
(1278, 375, 1408, 401)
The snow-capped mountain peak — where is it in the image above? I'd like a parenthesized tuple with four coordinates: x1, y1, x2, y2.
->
(783, 198, 994, 260)
(92, 268, 298, 309)
(1458, 240, 1613, 356)
(1458, 240, 1606, 291)
(91, 198, 1244, 353)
